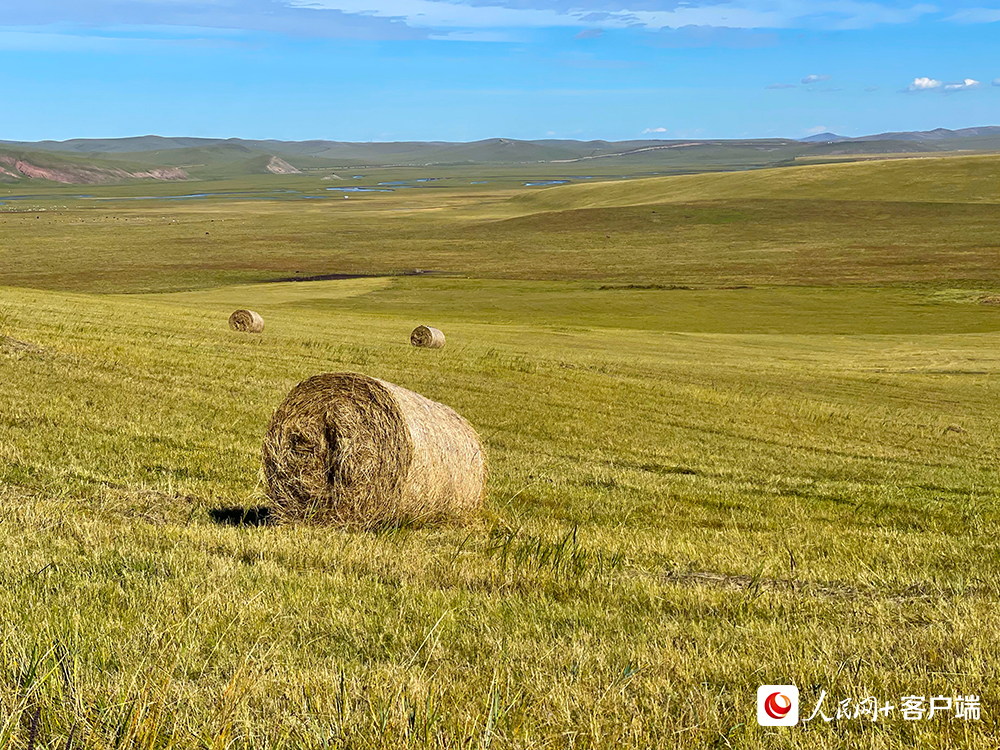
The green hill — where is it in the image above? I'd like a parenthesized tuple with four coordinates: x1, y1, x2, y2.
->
(5, 133, 1000, 178)
(511, 153, 1000, 211)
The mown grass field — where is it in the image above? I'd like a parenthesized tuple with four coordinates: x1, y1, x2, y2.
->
(1, 155, 999, 748)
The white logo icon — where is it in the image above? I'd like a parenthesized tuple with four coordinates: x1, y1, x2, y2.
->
(757, 685, 799, 726)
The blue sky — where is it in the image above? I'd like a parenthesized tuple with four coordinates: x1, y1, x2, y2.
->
(2, 0, 999, 141)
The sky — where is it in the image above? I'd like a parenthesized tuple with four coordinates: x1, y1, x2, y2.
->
(1, 0, 999, 142)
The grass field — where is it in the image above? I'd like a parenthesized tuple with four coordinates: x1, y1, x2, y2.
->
(3, 155, 1000, 294)
(1, 155, 999, 748)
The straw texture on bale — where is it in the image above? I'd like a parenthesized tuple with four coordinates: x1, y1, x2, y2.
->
(229, 309, 264, 333)
(262, 372, 485, 528)
(411, 325, 445, 349)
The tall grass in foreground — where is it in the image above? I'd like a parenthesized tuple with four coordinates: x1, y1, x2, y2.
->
(1, 279, 999, 748)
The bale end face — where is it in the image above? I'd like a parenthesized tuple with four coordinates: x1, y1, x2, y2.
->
(262, 372, 484, 529)
(411, 325, 445, 349)
(229, 309, 264, 333)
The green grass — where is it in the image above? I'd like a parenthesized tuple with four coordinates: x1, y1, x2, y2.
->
(4, 156, 1000, 294)
(511, 153, 1000, 210)
(1, 154, 999, 748)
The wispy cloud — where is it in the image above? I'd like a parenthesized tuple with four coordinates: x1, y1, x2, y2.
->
(942, 78, 980, 91)
(945, 8, 1000, 23)
(294, 0, 943, 33)
(994, 78, 1000, 87)
(801, 74, 831, 84)
(0, 0, 990, 44)
(642, 126, 668, 134)
(651, 25, 778, 49)
(805, 125, 829, 134)
(0, 1, 427, 41)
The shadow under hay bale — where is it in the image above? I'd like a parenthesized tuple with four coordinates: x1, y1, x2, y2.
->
(411, 325, 445, 349)
(262, 372, 484, 529)
(229, 309, 264, 333)
(208, 506, 273, 527)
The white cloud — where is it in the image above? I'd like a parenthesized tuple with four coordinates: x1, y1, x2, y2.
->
(904, 76, 981, 94)
(907, 76, 942, 91)
(642, 127, 667, 134)
(802, 74, 832, 84)
(942, 78, 980, 91)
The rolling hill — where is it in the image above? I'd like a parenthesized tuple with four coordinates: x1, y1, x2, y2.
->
(2, 127, 999, 183)
(510, 152, 1000, 211)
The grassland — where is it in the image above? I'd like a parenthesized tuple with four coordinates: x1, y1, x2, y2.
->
(1, 155, 999, 748)
(3, 155, 1000, 294)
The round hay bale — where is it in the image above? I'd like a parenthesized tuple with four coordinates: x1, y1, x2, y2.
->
(229, 309, 264, 333)
(262, 372, 485, 528)
(411, 325, 445, 349)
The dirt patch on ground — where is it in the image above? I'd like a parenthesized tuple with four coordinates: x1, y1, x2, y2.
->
(598, 283, 698, 291)
(266, 156, 301, 175)
(0, 335, 42, 354)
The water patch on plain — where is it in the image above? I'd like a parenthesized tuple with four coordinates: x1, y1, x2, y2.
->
(326, 187, 394, 193)
(376, 178, 440, 187)
(85, 190, 303, 201)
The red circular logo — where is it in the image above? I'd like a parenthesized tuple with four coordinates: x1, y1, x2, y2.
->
(764, 692, 792, 720)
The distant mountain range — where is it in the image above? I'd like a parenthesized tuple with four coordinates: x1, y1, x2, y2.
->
(1, 135, 797, 164)
(799, 126, 1000, 143)
(1, 127, 998, 185)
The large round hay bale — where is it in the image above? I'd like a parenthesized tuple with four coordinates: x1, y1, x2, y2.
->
(262, 372, 485, 528)
(411, 325, 445, 349)
(229, 309, 264, 333)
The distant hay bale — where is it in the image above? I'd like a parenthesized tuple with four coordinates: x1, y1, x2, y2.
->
(262, 372, 485, 528)
(411, 325, 445, 349)
(978, 295, 1000, 306)
(229, 309, 264, 333)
